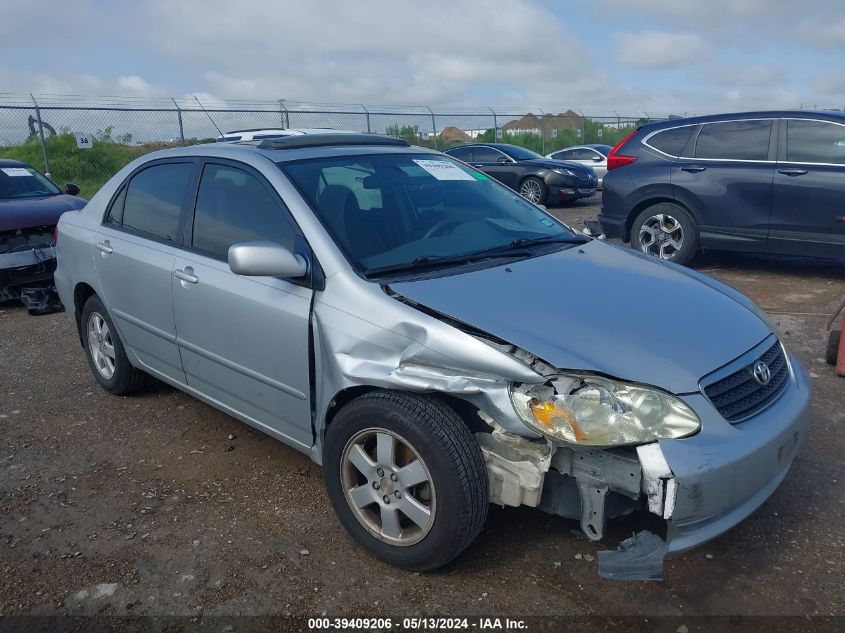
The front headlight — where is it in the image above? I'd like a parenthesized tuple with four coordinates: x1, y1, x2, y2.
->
(551, 168, 574, 177)
(509, 375, 700, 446)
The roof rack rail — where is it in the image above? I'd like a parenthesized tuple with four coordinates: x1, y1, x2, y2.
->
(257, 134, 409, 150)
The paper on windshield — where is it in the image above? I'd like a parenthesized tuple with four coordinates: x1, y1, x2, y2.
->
(412, 159, 476, 181)
(1, 167, 32, 177)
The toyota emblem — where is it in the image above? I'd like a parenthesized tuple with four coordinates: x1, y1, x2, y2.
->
(752, 361, 771, 386)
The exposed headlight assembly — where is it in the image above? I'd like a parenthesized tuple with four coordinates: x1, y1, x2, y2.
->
(509, 375, 700, 446)
(551, 168, 574, 177)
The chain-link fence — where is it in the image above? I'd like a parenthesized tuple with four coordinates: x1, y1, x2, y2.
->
(0, 93, 681, 198)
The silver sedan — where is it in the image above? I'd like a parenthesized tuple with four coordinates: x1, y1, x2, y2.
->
(546, 144, 611, 187)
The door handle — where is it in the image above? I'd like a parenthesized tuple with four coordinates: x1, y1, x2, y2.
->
(173, 268, 198, 284)
(778, 168, 808, 176)
(95, 240, 113, 254)
(681, 165, 707, 173)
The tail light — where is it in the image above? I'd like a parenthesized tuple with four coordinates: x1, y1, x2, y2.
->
(53, 225, 59, 245)
(607, 130, 638, 171)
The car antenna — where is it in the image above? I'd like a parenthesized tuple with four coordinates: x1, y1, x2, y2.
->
(194, 96, 223, 137)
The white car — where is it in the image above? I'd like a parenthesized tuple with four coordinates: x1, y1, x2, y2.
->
(216, 128, 356, 142)
(546, 144, 611, 187)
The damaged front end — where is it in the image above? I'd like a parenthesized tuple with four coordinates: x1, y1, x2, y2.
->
(474, 417, 672, 580)
(310, 274, 810, 582)
(0, 226, 63, 314)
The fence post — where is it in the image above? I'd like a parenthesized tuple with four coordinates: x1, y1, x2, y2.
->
(538, 107, 546, 155)
(425, 106, 438, 149)
(361, 104, 371, 134)
(579, 109, 586, 143)
(488, 107, 498, 141)
(279, 99, 289, 129)
(171, 99, 185, 145)
(29, 93, 50, 176)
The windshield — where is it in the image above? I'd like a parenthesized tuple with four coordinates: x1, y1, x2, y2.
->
(499, 145, 544, 161)
(0, 165, 60, 199)
(594, 145, 613, 156)
(281, 153, 578, 275)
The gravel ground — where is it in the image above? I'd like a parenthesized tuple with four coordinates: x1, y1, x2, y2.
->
(1, 196, 843, 620)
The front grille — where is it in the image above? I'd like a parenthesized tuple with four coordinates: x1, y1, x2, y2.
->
(703, 341, 789, 422)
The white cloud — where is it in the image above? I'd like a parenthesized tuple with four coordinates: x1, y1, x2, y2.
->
(705, 64, 785, 87)
(800, 17, 845, 48)
(117, 75, 165, 98)
(614, 31, 711, 69)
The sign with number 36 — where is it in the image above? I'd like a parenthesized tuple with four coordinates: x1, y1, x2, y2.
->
(75, 133, 93, 149)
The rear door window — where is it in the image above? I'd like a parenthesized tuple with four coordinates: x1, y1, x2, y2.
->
(191, 163, 295, 260)
(785, 119, 845, 164)
(647, 126, 695, 156)
(694, 120, 773, 161)
(446, 146, 473, 162)
(121, 162, 193, 242)
(472, 147, 507, 163)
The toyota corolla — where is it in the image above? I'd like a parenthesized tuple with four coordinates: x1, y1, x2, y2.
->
(54, 134, 811, 579)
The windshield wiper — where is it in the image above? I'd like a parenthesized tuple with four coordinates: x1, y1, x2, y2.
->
(364, 236, 586, 278)
(509, 235, 588, 248)
(365, 254, 478, 277)
(462, 235, 587, 259)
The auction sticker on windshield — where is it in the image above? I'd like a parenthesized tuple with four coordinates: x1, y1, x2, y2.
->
(1, 167, 32, 177)
(413, 159, 476, 181)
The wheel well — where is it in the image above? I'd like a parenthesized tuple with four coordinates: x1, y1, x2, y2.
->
(323, 387, 488, 437)
(72, 283, 96, 344)
(624, 197, 683, 242)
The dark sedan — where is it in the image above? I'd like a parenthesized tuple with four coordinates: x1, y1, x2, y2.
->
(0, 159, 86, 313)
(444, 143, 597, 205)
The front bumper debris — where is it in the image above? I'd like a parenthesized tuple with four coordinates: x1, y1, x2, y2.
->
(0, 237, 63, 315)
(475, 358, 810, 580)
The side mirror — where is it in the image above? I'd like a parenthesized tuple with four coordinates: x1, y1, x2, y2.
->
(497, 156, 510, 164)
(65, 183, 80, 196)
(592, 155, 603, 162)
(228, 241, 308, 278)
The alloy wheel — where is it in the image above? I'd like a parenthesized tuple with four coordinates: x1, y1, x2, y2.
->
(519, 179, 543, 204)
(639, 213, 684, 260)
(87, 312, 116, 379)
(340, 428, 436, 546)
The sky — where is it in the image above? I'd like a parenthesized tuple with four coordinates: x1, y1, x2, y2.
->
(1, 0, 844, 116)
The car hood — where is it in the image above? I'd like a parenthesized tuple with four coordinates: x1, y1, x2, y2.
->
(0, 194, 86, 232)
(522, 159, 595, 175)
(389, 241, 771, 394)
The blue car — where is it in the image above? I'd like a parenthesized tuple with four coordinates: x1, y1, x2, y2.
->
(599, 110, 845, 264)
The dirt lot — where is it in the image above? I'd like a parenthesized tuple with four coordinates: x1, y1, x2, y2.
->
(1, 197, 843, 622)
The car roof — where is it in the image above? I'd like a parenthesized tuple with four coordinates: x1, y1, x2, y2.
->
(641, 109, 845, 132)
(551, 144, 609, 152)
(134, 134, 436, 164)
(445, 143, 524, 151)
(0, 159, 27, 167)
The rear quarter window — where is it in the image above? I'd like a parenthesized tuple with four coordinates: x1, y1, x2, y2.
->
(694, 120, 773, 161)
(121, 162, 193, 242)
(646, 126, 695, 157)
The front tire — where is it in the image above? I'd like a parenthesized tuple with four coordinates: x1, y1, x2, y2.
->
(518, 176, 548, 205)
(323, 391, 488, 571)
(81, 295, 153, 394)
(631, 203, 698, 265)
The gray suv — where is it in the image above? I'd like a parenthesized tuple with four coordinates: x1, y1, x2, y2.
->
(55, 134, 811, 579)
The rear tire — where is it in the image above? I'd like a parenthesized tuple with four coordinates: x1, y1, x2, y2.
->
(81, 295, 153, 394)
(323, 391, 488, 571)
(631, 203, 698, 265)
